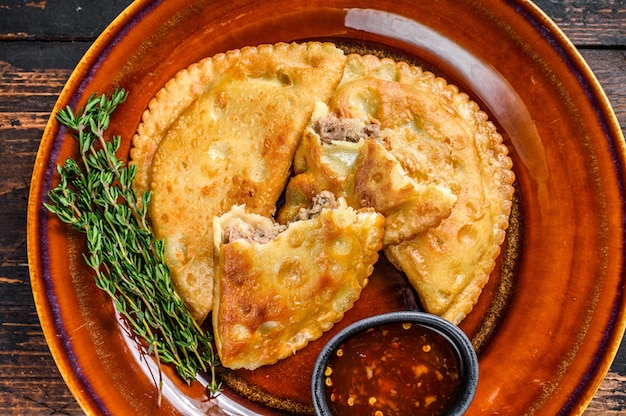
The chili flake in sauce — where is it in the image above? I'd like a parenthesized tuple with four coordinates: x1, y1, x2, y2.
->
(323, 322, 462, 416)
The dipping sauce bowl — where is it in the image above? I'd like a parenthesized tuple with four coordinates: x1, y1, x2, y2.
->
(311, 311, 478, 416)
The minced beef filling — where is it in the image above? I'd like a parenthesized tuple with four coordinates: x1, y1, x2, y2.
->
(224, 192, 338, 244)
(294, 191, 338, 222)
(224, 222, 287, 244)
(314, 114, 380, 144)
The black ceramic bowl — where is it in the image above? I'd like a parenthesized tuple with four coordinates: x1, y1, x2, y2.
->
(311, 311, 479, 415)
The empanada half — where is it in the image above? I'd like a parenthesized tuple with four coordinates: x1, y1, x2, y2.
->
(212, 194, 384, 370)
(277, 101, 457, 245)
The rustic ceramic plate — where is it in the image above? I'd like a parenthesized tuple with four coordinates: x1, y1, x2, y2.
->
(28, 0, 626, 415)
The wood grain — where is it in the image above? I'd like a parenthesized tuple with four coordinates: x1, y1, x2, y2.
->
(581, 49, 626, 131)
(0, 0, 624, 414)
(0, 58, 83, 413)
(585, 372, 626, 415)
(533, 0, 626, 47)
(0, 0, 131, 41)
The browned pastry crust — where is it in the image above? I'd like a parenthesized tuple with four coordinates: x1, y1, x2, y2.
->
(212, 198, 384, 370)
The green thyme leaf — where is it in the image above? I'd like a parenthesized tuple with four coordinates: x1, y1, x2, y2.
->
(45, 89, 222, 400)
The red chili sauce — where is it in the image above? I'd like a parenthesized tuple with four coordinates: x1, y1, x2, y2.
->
(323, 322, 462, 416)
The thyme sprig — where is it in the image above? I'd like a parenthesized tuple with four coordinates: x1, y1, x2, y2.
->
(44, 89, 221, 400)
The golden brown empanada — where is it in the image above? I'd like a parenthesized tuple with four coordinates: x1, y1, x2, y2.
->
(132, 42, 514, 330)
(212, 194, 384, 370)
(130, 42, 347, 322)
(329, 54, 515, 324)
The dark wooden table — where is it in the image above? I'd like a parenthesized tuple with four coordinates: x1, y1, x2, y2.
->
(1, 0, 624, 414)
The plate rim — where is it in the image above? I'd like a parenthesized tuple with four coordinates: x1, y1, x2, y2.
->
(27, 0, 626, 414)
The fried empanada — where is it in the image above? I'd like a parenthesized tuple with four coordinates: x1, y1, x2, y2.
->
(277, 101, 457, 245)
(130, 43, 347, 322)
(212, 194, 384, 370)
(330, 54, 515, 324)
(132, 42, 514, 330)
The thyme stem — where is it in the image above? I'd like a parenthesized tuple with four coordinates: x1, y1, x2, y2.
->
(44, 89, 222, 398)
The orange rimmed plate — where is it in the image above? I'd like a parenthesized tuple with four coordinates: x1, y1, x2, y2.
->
(27, 0, 626, 414)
